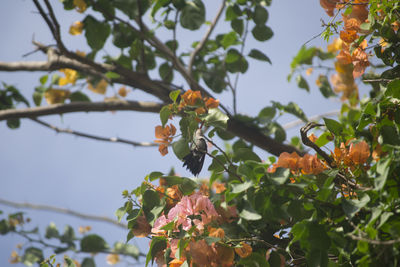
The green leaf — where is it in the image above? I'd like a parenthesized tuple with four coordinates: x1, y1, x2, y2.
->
(226, 51, 248, 73)
(204, 236, 221, 245)
(296, 75, 310, 92)
(159, 62, 174, 83)
(234, 148, 261, 162)
(113, 242, 140, 259)
(239, 207, 262, 221)
(203, 65, 226, 93)
(40, 75, 48, 85)
(6, 118, 20, 129)
(386, 79, 400, 99)
(45, 222, 59, 239)
(380, 125, 400, 145)
(60, 225, 75, 244)
(221, 31, 239, 49)
(33, 92, 43, 106)
(172, 138, 190, 160)
(64, 256, 77, 267)
(83, 15, 111, 51)
(314, 131, 332, 147)
(258, 106, 276, 123)
(112, 23, 137, 48)
(22, 247, 44, 266)
(69, 91, 90, 102)
(272, 101, 308, 122)
(146, 236, 167, 266)
(374, 159, 391, 190)
(252, 5, 269, 25)
(251, 25, 273, 41)
(80, 234, 108, 252)
(291, 46, 317, 69)
(113, 0, 150, 19)
(81, 258, 95, 267)
(160, 105, 172, 127)
(0, 219, 10, 235)
(149, 171, 164, 181)
(203, 108, 229, 129)
(269, 168, 290, 184)
(115, 206, 126, 222)
(225, 48, 241, 63)
(342, 194, 370, 218)
(105, 71, 121, 79)
(231, 181, 253, 193)
(143, 190, 160, 211)
(169, 90, 181, 103)
(317, 75, 335, 98)
(323, 118, 343, 136)
(231, 19, 244, 36)
(248, 49, 272, 64)
(180, 0, 205, 30)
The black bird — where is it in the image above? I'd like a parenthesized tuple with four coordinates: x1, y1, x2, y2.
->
(183, 129, 207, 176)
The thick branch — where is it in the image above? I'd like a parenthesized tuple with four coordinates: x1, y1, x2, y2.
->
(31, 118, 157, 147)
(228, 118, 304, 156)
(188, 0, 226, 76)
(0, 198, 126, 228)
(0, 100, 163, 121)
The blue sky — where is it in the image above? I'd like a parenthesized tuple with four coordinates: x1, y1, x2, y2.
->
(0, 1, 343, 266)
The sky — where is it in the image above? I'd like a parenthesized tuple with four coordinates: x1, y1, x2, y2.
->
(0, 1, 344, 266)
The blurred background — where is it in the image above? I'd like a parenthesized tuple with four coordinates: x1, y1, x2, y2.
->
(0, 1, 349, 266)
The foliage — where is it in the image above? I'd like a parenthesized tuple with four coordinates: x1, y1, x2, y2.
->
(1, 0, 400, 266)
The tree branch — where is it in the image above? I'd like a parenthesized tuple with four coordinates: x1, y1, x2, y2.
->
(283, 109, 340, 130)
(188, 0, 226, 76)
(0, 198, 126, 228)
(0, 100, 163, 121)
(30, 118, 158, 147)
(348, 234, 400, 245)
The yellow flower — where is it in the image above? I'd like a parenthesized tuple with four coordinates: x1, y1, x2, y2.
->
(327, 38, 343, 53)
(73, 0, 87, 13)
(58, 69, 78, 86)
(44, 89, 70, 105)
(69, 21, 84, 35)
(118, 86, 129, 97)
(306, 67, 313, 76)
(106, 254, 120, 265)
(75, 50, 86, 57)
(88, 79, 108, 94)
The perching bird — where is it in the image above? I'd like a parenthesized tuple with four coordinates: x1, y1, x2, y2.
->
(183, 129, 207, 176)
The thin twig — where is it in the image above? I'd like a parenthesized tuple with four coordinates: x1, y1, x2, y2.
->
(136, 0, 148, 74)
(205, 151, 243, 183)
(188, 0, 226, 76)
(348, 234, 400, 245)
(30, 118, 157, 147)
(232, 18, 250, 114)
(283, 109, 340, 130)
(0, 100, 163, 121)
(0, 198, 126, 228)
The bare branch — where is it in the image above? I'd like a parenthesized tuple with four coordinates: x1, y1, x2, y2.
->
(0, 198, 126, 228)
(188, 0, 226, 76)
(0, 100, 163, 121)
(283, 109, 340, 130)
(30, 118, 158, 147)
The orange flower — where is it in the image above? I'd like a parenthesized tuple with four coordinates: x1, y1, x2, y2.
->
(169, 258, 184, 267)
(118, 86, 129, 97)
(215, 244, 235, 267)
(209, 227, 225, 239)
(234, 242, 252, 258)
(167, 185, 182, 201)
(308, 133, 318, 143)
(319, 0, 340, 17)
(195, 107, 206, 115)
(205, 97, 220, 109)
(352, 41, 370, 78)
(182, 90, 202, 106)
(155, 124, 177, 156)
(276, 152, 301, 171)
(340, 30, 358, 44)
(298, 154, 326, 175)
(348, 141, 370, 165)
(212, 182, 226, 193)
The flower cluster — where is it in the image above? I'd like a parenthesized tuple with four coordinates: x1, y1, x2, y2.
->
(332, 140, 370, 167)
(136, 179, 249, 267)
(154, 124, 177, 156)
(320, 0, 370, 101)
(179, 89, 219, 115)
(268, 152, 326, 175)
